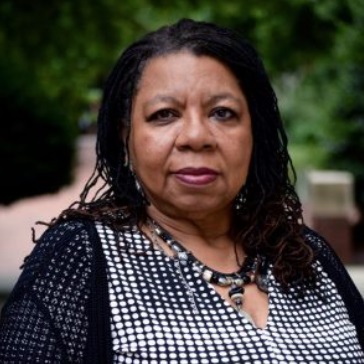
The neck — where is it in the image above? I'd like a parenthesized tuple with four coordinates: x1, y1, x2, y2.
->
(146, 205, 246, 273)
(146, 204, 232, 249)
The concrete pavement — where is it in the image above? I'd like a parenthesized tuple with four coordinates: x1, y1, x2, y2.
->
(0, 135, 97, 293)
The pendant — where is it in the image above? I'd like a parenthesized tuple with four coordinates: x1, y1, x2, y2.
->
(229, 286, 245, 310)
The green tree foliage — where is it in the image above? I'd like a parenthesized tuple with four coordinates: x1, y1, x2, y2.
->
(0, 0, 149, 204)
(275, 0, 364, 206)
(1, 0, 363, 215)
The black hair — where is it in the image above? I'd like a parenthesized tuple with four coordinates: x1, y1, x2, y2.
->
(60, 19, 314, 287)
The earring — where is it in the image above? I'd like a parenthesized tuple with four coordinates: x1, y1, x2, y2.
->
(234, 186, 247, 212)
(134, 173, 149, 205)
(129, 161, 149, 205)
(134, 174, 144, 196)
(123, 147, 129, 167)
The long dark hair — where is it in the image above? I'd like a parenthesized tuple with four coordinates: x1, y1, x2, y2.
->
(60, 19, 314, 287)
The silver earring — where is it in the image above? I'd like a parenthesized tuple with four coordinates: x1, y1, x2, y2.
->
(234, 187, 247, 212)
(123, 148, 129, 167)
(134, 175, 149, 205)
(134, 175, 143, 195)
(129, 162, 148, 205)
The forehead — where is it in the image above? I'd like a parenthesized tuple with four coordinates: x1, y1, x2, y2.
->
(134, 51, 242, 99)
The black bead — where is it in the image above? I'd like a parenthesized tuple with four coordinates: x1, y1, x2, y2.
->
(160, 231, 171, 241)
(242, 275, 251, 284)
(228, 286, 244, 298)
(209, 273, 220, 285)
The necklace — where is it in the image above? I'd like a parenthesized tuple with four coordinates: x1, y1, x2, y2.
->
(147, 219, 269, 313)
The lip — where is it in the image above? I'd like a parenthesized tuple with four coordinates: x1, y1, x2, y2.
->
(173, 167, 219, 185)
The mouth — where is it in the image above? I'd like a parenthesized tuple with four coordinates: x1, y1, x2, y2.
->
(173, 167, 219, 185)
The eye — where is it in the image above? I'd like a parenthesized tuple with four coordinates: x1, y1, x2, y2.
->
(147, 108, 179, 123)
(210, 107, 237, 121)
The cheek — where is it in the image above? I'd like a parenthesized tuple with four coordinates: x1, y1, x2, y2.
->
(229, 135, 253, 180)
(230, 131, 253, 162)
(129, 131, 172, 173)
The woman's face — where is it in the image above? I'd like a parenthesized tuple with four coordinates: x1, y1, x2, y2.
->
(128, 51, 253, 220)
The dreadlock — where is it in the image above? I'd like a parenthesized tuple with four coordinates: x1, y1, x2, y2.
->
(56, 18, 315, 288)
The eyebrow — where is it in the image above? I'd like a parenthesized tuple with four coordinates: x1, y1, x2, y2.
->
(145, 95, 181, 108)
(145, 93, 243, 108)
(206, 93, 243, 105)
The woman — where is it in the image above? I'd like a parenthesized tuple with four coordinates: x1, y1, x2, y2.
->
(1, 19, 363, 363)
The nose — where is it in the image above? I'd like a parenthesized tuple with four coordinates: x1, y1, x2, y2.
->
(175, 112, 217, 151)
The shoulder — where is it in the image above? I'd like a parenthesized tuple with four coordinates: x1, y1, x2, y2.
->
(36, 218, 97, 250)
(301, 224, 363, 305)
(302, 224, 350, 281)
(302, 225, 349, 269)
(302, 225, 332, 253)
(11, 219, 100, 296)
(31, 219, 96, 261)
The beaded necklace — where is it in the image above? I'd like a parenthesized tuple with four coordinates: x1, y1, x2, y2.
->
(147, 219, 269, 313)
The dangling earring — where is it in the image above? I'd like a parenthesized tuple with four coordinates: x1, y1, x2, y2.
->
(133, 174, 144, 196)
(234, 186, 247, 212)
(129, 161, 149, 205)
(123, 154, 129, 167)
(123, 146, 129, 167)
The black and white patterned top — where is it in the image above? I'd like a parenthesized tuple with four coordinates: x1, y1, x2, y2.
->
(96, 222, 364, 363)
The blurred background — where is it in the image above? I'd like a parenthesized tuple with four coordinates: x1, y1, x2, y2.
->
(1, 0, 364, 306)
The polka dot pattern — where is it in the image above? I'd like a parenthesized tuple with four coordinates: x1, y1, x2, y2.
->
(97, 223, 364, 363)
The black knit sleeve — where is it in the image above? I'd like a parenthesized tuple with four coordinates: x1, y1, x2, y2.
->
(304, 226, 364, 350)
(0, 220, 95, 363)
(0, 295, 63, 363)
